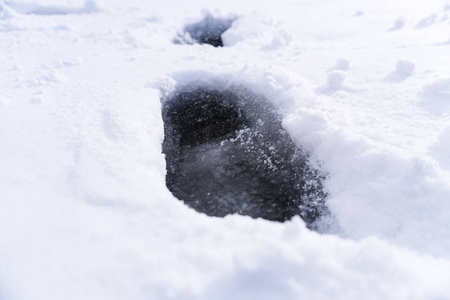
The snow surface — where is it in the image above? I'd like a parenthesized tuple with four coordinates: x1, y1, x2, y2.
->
(1, 0, 450, 299)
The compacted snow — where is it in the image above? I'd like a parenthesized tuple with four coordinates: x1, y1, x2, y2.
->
(1, 0, 450, 299)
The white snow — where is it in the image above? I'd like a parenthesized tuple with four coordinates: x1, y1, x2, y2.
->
(1, 0, 450, 299)
(3, 0, 100, 15)
(332, 58, 350, 71)
(388, 17, 406, 31)
(430, 125, 450, 170)
(325, 70, 346, 90)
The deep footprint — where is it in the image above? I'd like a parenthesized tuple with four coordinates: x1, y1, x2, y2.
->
(162, 86, 328, 227)
(178, 14, 234, 47)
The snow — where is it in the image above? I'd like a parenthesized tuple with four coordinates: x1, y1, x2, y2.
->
(384, 60, 415, 82)
(388, 17, 406, 31)
(3, 0, 99, 15)
(431, 125, 450, 169)
(332, 58, 350, 71)
(1, 0, 450, 299)
(325, 70, 346, 90)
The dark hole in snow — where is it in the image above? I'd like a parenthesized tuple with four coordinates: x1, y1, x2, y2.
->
(161, 87, 328, 229)
(176, 14, 234, 47)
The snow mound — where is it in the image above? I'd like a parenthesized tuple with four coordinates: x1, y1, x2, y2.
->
(423, 78, 450, 100)
(388, 17, 406, 31)
(326, 70, 346, 90)
(420, 78, 450, 114)
(415, 13, 438, 29)
(332, 58, 350, 71)
(221, 13, 292, 50)
(384, 60, 415, 83)
(0, 1, 17, 19)
(430, 125, 450, 170)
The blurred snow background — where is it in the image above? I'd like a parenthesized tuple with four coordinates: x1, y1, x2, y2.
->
(1, 0, 450, 299)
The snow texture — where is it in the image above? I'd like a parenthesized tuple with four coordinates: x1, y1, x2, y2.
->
(1, 0, 450, 299)
(3, 0, 100, 15)
(332, 58, 350, 71)
(384, 60, 415, 82)
(388, 17, 406, 31)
